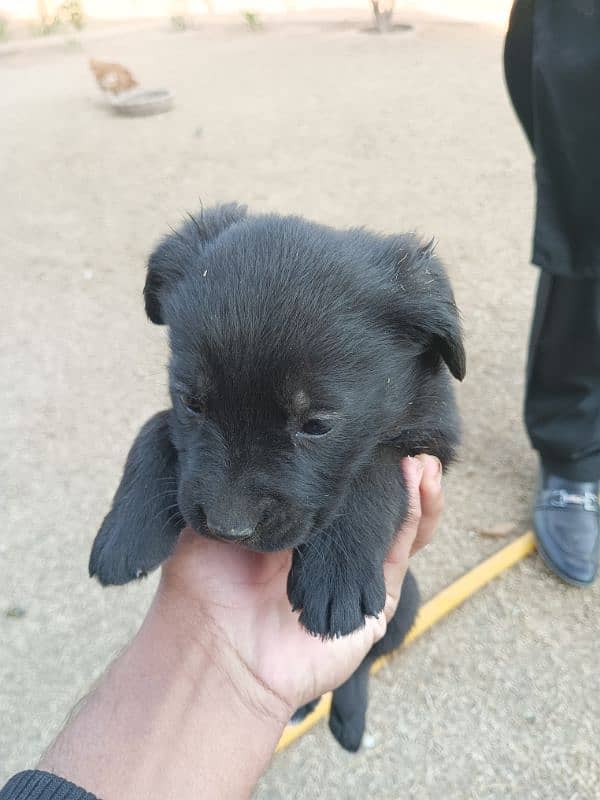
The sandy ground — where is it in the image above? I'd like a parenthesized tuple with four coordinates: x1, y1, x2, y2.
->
(1, 11, 598, 799)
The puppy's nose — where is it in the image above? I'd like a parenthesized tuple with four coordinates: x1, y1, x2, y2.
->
(206, 519, 253, 541)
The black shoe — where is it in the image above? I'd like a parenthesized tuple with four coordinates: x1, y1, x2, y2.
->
(534, 469, 600, 586)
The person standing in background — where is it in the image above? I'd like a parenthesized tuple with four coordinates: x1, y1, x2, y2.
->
(504, 0, 600, 585)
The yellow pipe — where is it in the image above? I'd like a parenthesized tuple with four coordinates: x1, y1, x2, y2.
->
(276, 530, 537, 752)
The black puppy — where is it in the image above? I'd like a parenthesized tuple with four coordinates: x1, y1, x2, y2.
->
(90, 203, 464, 750)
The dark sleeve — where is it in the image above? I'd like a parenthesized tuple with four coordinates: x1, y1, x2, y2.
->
(0, 771, 97, 800)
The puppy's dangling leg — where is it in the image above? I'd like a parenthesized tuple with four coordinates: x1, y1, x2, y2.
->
(329, 569, 420, 752)
(329, 661, 371, 752)
(290, 697, 321, 725)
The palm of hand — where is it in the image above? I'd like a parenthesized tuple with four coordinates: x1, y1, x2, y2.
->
(160, 528, 387, 711)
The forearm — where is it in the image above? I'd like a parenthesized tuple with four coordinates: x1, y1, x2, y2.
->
(39, 591, 288, 800)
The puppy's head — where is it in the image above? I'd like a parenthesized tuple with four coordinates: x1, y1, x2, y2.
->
(144, 204, 464, 552)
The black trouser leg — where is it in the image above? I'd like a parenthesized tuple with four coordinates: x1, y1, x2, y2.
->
(503, 0, 535, 146)
(525, 273, 600, 481)
(506, 1, 600, 480)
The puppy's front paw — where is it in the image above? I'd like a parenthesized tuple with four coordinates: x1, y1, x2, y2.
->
(287, 548, 386, 639)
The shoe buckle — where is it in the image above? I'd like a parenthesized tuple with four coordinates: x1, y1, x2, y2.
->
(549, 489, 598, 512)
(549, 489, 568, 508)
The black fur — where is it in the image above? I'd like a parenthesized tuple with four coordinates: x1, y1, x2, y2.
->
(90, 203, 464, 749)
(328, 568, 420, 751)
(90, 411, 181, 584)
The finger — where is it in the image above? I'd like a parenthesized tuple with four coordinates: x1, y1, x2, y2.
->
(385, 456, 424, 569)
(381, 457, 424, 619)
(409, 454, 444, 556)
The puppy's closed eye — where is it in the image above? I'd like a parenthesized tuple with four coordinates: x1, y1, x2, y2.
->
(297, 417, 335, 438)
(180, 393, 207, 416)
(289, 390, 339, 438)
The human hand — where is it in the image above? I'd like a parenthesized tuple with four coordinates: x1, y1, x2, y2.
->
(155, 454, 443, 720)
(37, 455, 442, 800)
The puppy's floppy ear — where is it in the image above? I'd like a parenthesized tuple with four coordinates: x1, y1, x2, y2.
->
(144, 202, 248, 325)
(89, 410, 182, 585)
(390, 237, 466, 381)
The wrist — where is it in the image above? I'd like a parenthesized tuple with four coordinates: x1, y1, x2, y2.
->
(140, 584, 290, 797)
(41, 584, 289, 800)
(149, 582, 293, 727)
